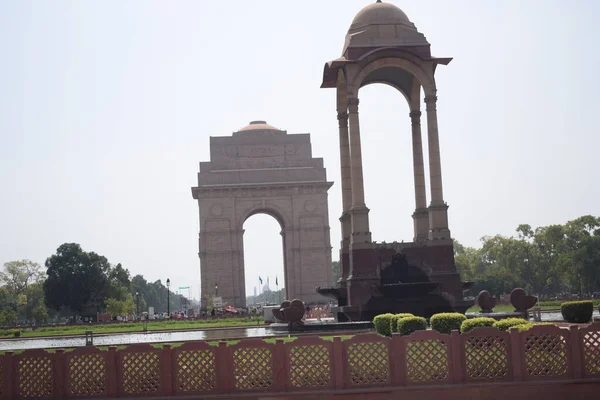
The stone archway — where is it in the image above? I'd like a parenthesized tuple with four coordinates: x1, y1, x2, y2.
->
(192, 121, 333, 308)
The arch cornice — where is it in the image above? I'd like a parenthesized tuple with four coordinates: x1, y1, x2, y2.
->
(360, 80, 410, 104)
(349, 55, 435, 97)
(238, 205, 288, 230)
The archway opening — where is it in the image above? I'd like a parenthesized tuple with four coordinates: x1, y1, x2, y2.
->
(243, 213, 285, 307)
(357, 82, 424, 243)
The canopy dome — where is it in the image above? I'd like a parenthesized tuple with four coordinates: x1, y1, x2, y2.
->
(237, 120, 280, 132)
(342, 1, 429, 56)
(350, 1, 411, 29)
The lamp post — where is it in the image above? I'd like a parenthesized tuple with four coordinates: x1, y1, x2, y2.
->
(166, 278, 170, 317)
(135, 291, 140, 319)
(215, 282, 219, 296)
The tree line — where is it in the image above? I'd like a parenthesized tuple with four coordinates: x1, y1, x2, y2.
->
(456, 215, 600, 298)
(331, 215, 600, 299)
(0, 243, 188, 326)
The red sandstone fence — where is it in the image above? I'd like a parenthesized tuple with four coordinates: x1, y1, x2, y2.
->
(0, 324, 599, 399)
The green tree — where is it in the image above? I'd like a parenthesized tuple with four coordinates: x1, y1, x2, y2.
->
(105, 292, 136, 318)
(0, 260, 44, 296)
(332, 261, 340, 284)
(0, 260, 47, 322)
(0, 287, 16, 326)
(43, 243, 110, 318)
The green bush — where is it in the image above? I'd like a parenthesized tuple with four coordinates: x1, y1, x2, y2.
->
(397, 316, 427, 336)
(515, 322, 554, 332)
(492, 318, 529, 331)
(561, 300, 594, 323)
(460, 317, 496, 333)
(373, 313, 395, 336)
(12, 329, 21, 338)
(390, 313, 415, 333)
(430, 313, 466, 334)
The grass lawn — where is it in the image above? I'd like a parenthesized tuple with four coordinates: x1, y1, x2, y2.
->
(0, 318, 265, 339)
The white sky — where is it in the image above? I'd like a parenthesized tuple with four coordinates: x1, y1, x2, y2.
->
(1, 1, 599, 301)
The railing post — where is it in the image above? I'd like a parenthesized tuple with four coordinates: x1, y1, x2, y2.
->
(106, 346, 118, 397)
(509, 328, 523, 381)
(390, 334, 405, 386)
(569, 325, 583, 379)
(54, 349, 66, 399)
(161, 344, 173, 396)
(450, 330, 463, 384)
(2, 352, 14, 400)
(332, 336, 344, 390)
(216, 341, 233, 394)
(273, 339, 287, 392)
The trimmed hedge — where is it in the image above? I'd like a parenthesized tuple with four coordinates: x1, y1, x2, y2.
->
(492, 318, 529, 331)
(430, 313, 467, 334)
(390, 313, 415, 333)
(460, 317, 496, 333)
(515, 322, 554, 332)
(373, 313, 395, 336)
(561, 300, 593, 323)
(397, 316, 427, 336)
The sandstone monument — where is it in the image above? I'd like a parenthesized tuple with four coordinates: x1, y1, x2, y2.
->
(318, 1, 472, 320)
(192, 121, 333, 307)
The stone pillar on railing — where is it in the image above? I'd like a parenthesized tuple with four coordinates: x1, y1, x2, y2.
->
(509, 328, 523, 381)
(107, 346, 118, 397)
(390, 334, 406, 386)
(332, 336, 344, 390)
(450, 331, 463, 384)
(2, 352, 14, 400)
(569, 325, 583, 379)
(273, 339, 287, 392)
(54, 349, 66, 399)
(161, 344, 173, 396)
(216, 341, 233, 394)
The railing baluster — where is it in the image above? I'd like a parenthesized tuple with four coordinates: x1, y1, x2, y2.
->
(54, 349, 66, 399)
(570, 325, 583, 379)
(2, 352, 14, 400)
(161, 344, 173, 396)
(509, 328, 523, 381)
(106, 346, 118, 397)
(333, 336, 344, 390)
(216, 341, 233, 394)
(451, 330, 463, 384)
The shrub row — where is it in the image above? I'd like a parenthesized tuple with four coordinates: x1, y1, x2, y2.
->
(374, 312, 560, 336)
(374, 313, 415, 336)
(0, 329, 21, 337)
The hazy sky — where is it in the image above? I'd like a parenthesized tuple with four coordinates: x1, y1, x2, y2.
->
(1, 1, 599, 301)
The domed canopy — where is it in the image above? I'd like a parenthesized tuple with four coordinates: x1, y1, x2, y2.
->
(237, 120, 280, 132)
(350, 1, 411, 29)
(342, 1, 429, 56)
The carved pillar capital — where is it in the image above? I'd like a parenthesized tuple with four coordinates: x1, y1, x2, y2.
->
(337, 112, 348, 126)
(348, 97, 360, 113)
(424, 95, 438, 111)
(409, 110, 422, 126)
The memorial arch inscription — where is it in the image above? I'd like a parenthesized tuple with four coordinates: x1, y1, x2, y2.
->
(191, 121, 333, 307)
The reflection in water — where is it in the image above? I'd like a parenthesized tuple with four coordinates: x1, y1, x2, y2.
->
(0, 327, 273, 351)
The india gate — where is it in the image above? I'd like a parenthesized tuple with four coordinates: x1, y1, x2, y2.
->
(193, 0, 470, 316)
(191, 121, 333, 307)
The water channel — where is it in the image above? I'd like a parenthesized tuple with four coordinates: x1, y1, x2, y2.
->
(1, 311, 597, 351)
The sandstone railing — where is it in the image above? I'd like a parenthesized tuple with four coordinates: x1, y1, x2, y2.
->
(0, 324, 599, 399)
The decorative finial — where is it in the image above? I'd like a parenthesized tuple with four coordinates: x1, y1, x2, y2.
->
(376, 0, 382, 3)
